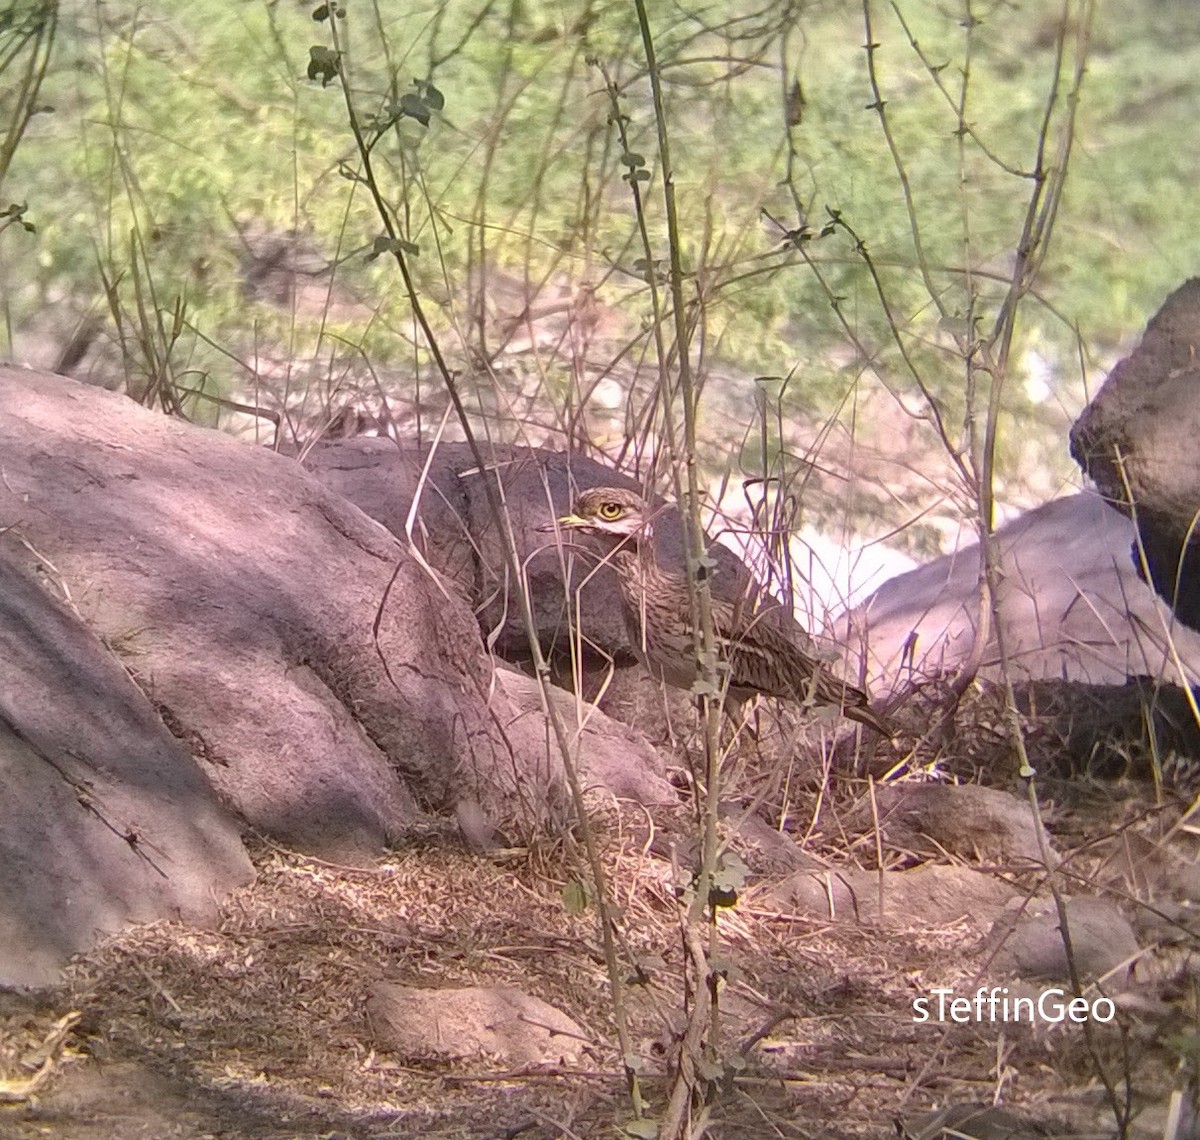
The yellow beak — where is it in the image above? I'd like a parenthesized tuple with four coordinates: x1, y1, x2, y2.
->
(538, 512, 588, 534)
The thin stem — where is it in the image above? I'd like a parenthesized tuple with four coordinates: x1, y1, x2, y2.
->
(323, 12, 643, 1114)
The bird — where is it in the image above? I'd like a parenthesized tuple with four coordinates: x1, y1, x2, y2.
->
(546, 486, 893, 736)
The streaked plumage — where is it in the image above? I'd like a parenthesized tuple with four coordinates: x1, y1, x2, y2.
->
(551, 487, 892, 736)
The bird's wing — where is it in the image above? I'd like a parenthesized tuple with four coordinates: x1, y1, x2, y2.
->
(711, 597, 875, 710)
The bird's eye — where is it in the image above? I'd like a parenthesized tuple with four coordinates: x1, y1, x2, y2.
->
(597, 502, 624, 521)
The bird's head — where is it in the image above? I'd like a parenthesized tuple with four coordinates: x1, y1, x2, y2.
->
(548, 486, 653, 545)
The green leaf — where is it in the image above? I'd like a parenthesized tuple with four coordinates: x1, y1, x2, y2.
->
(710, 851, 749, 908)
(422, 82, 445, 111)
(306, 46, 341, 86)
(620, 1118, 658, 1139)
(399, 92, 431, 127)
(562, 878, 589, 914)
(937, 313, 974, 338)
(0, 202, 33, 233)
(366, 235, 398, 261)
(716, 850, 749, 887)
(1166, 1031, 1200, 1058)
(632, 257, 663, 282)
(696, 1056, 724, 1082)
(622, 1050, 647, 1074)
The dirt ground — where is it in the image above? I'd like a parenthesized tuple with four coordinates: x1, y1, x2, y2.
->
(2, 697, 1196, 1140)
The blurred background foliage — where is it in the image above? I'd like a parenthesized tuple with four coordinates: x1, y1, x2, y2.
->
(0, 0, 1196, 555)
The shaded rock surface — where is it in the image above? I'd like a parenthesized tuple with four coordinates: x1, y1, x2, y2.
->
(720, 807, 826, 875)
(986, 896, 1139, 985)
(10, 1059, 214, 1138)
(0, 368, 681, 982)
(765, 863, 1018, 928)
(842, 784, 1048, 866)
(0, 369, 470, 859)
(492, 666, 677, 809)
(0, 545, 253, 987)
(1071, 278, 1200, 630)
(855, 491, 1200, 696)
(1013, 678, 1200, 780)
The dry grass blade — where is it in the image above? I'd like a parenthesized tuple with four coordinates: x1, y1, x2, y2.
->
(0, 1011, 80, 1105)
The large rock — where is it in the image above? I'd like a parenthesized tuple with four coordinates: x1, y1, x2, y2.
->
(0, 369, 672, 865)
(1, 370, 455, 858)
(366, 982, 588, 1066)
(1071, 278, 1200, 629)
(986, 896, 1140, 984)
(0, 546, 253, 988)
(849, 784, 1048, 866)
(854, 491, 1200, 694)
(766, 863, 1017, 928)
(492, 667, 675, 809)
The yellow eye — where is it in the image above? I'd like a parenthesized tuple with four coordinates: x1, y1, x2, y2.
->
(597, 502, 623, 521)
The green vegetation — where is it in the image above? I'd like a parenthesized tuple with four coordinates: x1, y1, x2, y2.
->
(0, 0, 1195, 524)
(2, 6, 1193, 1134)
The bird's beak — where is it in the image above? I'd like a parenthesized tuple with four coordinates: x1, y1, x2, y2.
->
(536, 513, 587, 534)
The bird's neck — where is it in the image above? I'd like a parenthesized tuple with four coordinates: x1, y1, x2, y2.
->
(611, 542, 684, 602)
(610, 537, 650, 570)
